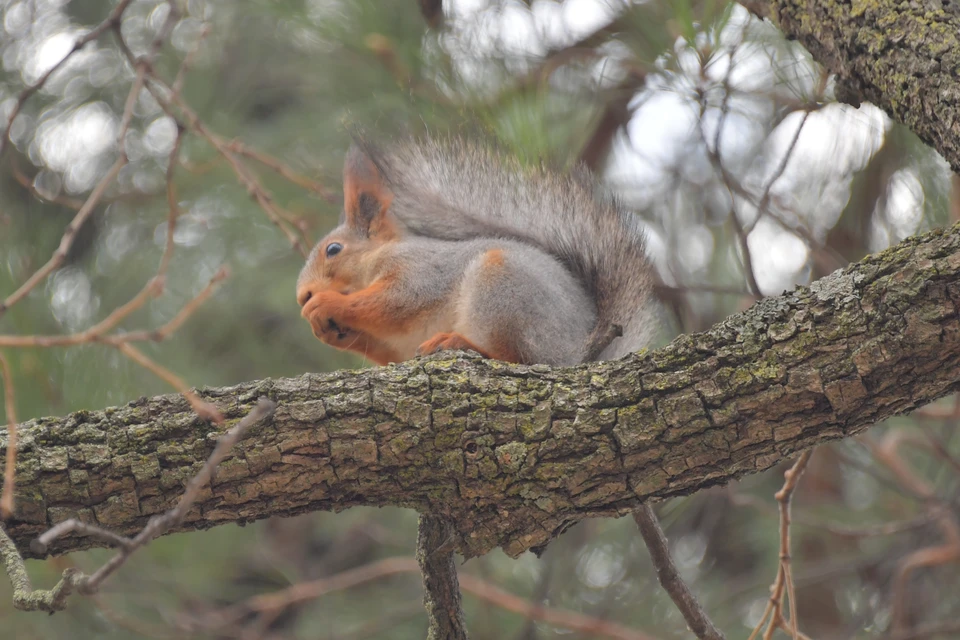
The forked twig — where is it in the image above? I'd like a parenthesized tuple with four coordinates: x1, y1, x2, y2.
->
(1, 399, 276, 613)
(748, 450, 814, 640)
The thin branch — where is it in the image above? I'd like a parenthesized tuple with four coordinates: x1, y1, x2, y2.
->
(418, 514, 469, 640)
(0, 266, 229, 348)
(225, 140, 337, 203)
(748, 450, 814, 640)
(0, 522, 81, 612)
(0, 0, 135, 161)
(865, 432, 960, 633)
(633, 505, 725, 640)
(171, 23, 210, 98)
(0, 352, 17, 519)
(456, 571, 659, 640)
(0, 61, 144, 316)
(32, 520, 134, 555)
(159, 121, 187, 277)
(196, 556, 659, 640)
(114, 343, 222, 424)
(12, 398, 276, 610)
(746, 110, 812, 236)
(135, 68, 311, 257)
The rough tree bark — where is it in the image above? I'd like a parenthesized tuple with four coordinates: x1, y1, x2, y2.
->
(3, 222, 960, 560)
(755, 0, 960, 172)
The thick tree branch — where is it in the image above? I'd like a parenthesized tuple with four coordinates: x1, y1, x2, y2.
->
(3, 223, 960, 560)
(752, 0, 960, 172)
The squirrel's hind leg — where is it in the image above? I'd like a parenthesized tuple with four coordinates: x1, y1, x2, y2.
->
(453, 245, 594, 366)
(416, 331, 521, 363)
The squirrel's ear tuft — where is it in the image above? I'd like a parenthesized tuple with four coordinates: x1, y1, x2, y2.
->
(343, 143, 395, 239)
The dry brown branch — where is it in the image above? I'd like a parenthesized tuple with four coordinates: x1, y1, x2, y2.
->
(3, 398, 275, 614)
(131, 66, 311, 257)
(194, 556, 658, 640)
(159, 122, 187, 276)
(2, 0, 182, 317)
(0, 266, 228, 348)
(747, 110, 812, 236)
(115, 342, 223, 424)
(864, 432, 960, 633)
(457, 570, 659, 640)
(1, 55, 147, 316)
(0, 352, 17, 519)
(729, 202, 763, 296)
(633, 504, 725, 640)
(418, 515, 468, 640)
(171, 23, 210, 98)
(732, 492, 934, 539)
(0, 0, 135, 161)
(1, 154, 126, 316)
(748, 450, 814, 640)
(10, 161, 86, 209)
(225, 139, 337, 203)
(2, 399, 274, 612)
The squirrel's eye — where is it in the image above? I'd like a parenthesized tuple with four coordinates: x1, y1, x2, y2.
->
(325, 242, 343, 258)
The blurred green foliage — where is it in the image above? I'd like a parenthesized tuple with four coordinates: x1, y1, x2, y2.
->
(1, 0, 957, 638)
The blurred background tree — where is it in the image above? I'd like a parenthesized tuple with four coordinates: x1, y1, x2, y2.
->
(1, 0, 957, 638)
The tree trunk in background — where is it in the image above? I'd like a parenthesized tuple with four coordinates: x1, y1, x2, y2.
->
(755, 0, 960, 172)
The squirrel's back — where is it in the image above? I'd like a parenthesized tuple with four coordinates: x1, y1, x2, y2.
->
(361, 137, 656, 361)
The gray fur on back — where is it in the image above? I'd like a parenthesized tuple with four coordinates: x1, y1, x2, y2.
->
(365, 137, 656, 362)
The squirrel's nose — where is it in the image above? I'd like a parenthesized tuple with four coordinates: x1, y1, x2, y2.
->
(296, 285, 314, 308)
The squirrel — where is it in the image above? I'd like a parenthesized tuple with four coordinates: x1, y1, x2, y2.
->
(296, 136, 656, 366)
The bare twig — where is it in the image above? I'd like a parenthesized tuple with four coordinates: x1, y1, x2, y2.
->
(456, 570, 658, 640)
(0, 154, 127, 315)
(196, 556, 658, 640)
(0, 266, 229, 348)
(0, 0, 135, 161)
(1, 398, 273, 615)
(32, 520, 134, 555)
(225, 140, 336, 203)
(15, 398, 276, 610)
(1, 0, 181, 316)
(0, 352, 17, 519)
(417, 514, 469, 640)
(747, 111, 812, 236)
(1, 59, 144, 316)
(0, 522, 82, 612)
(159, 122, 187, 276)
(864, 432, 960, 633)
(633, 505, 725, 640)
(114, 343, 223, 424)
(748, 450, 814, 640)
(134, 68, 311, 257)
(171, 24, 210, 98)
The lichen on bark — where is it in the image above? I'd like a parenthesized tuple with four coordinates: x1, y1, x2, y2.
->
(759, 0, 960, 172)
(3, 223, 960, 560)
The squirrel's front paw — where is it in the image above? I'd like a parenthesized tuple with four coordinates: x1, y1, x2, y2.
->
(311, 317, 355, 344)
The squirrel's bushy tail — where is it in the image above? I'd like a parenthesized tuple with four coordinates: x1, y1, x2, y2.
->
(365, 136, 656, 362)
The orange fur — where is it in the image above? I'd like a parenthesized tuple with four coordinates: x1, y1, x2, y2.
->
(302, 276, 431, 340)
(418, 332, 491, 358)
(338, 331, 402, 365)
(482, 248, 505, 268)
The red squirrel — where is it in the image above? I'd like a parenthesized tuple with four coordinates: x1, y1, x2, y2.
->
(296, 137, 656, 366)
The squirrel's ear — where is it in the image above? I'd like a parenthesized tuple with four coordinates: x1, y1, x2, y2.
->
(343, 143, 395, 239)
